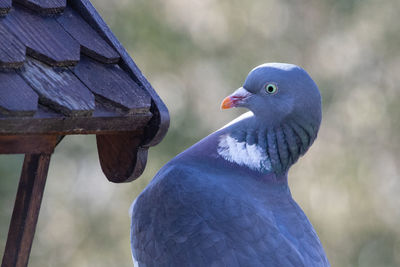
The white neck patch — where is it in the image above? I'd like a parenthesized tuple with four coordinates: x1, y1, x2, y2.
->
(217, 134, 271, 172)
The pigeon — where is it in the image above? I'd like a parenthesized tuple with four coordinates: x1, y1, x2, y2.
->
(130, 63, 330, 267)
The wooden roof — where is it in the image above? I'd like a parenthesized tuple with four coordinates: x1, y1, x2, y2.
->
(0, 0, 170, 182)
(1, 2, 169, 266)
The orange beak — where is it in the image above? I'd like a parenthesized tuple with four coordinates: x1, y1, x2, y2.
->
(220, 87, 251, 110)
(221, 96, 235, 109)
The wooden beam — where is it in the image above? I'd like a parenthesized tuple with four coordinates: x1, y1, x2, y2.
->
(0, 135, 58, 154)
(1, 153, 52, 267)
(0, 111, 152, 136)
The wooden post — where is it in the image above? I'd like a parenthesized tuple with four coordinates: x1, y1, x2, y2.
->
(1, 153, 52, 267)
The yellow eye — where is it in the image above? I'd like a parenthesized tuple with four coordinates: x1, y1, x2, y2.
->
(265, 83, 278, 94)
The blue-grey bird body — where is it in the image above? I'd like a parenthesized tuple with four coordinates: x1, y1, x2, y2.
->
(131, 63, 330, 266)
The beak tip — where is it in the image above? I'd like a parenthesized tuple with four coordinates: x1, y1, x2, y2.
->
(220, 96, 233, 110)
(221, 87, 251, 110)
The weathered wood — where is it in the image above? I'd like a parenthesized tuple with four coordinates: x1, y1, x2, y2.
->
(0, 0, 11, 16)
(19, 57, 95, 116)
(97, 133, 148, 183)
(14, 0, 66, 14)
(0, 23, 26, 69)
(1, 153, 52, 267)
(0, 135, 58, 154)
(0, 1, 168, 265)
(2, 6, 80, 66)
(0, 106, 152, 135)
(57, 7, 119, 64)
(71, 0, 170, 147)
(72, 56, 151, 114)
(0, 71, 38, 116)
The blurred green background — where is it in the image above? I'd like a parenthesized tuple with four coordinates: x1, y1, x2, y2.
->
(1, 0, 400, 266)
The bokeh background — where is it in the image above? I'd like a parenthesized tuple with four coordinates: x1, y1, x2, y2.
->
(1, 0, 400, 266)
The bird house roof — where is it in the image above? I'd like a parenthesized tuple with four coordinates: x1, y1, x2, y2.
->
(0, 0, 169, 182)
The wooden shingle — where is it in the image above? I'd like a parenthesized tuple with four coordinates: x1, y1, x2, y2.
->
(0, 70, 38, 116)
(57, 7, 120, 64)
(14, 0, 66, 14)
(2, 6, 80, 66)
(20, 57, 95, 116)
(72, 56, 151, 114)
(0, 23, 26, 68)
(0, 0, 11, 15)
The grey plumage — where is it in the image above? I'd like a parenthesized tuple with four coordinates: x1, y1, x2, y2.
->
(131, 63, 329, 266)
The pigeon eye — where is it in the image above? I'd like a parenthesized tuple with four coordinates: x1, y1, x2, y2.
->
(265, 83, 278, 94)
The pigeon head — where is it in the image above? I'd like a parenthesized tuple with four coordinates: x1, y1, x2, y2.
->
(219, 63, 322, 174)
(221, 63, 321, 129)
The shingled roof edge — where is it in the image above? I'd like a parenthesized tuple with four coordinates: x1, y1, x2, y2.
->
(66, 0, 169, 182)
(69, 0, 170, 148)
